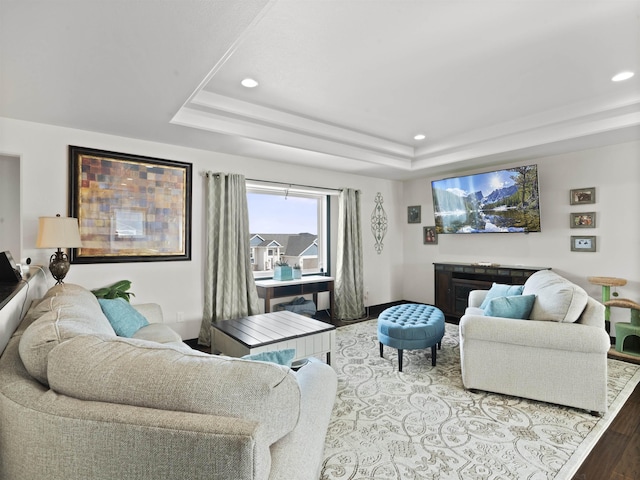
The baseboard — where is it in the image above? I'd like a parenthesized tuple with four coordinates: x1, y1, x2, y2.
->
(322, 300, 442, 327)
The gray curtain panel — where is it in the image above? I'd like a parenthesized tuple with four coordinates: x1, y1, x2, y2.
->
(335, 188, 365, 321)
(198, 173, 260, 346)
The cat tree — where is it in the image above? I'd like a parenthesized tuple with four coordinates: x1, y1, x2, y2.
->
(588, 276, 640, 357)
(606, 298, 640, 357)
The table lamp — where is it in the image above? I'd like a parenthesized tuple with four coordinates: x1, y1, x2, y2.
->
(36, 214, 83, 284)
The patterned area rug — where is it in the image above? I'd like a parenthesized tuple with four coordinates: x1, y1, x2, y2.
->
(321, 320, 640, 480)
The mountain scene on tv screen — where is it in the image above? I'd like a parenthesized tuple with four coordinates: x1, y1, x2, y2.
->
(432, 166, 541, 233)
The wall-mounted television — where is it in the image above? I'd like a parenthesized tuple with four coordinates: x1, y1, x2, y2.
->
(431, 164, 541, 234)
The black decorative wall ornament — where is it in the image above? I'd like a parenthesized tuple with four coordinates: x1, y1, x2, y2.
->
(371, 192, 388, 254)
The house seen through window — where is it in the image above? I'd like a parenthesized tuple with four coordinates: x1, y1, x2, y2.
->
(247, 187, 328, 279)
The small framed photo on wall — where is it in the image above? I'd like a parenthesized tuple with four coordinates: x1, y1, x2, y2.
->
(407, 205, 421, 224)
(570, 212, 596, 228)
(570, 235, 596, 252)
(423, 226, 438, 245)
(570, 187, 596, 205)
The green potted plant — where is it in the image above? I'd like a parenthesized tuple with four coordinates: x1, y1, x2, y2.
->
(274, 258, 293, 281)
(91, 280, 135, 302)
(292, 263, 302, 279)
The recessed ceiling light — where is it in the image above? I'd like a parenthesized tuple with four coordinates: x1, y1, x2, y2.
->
(241, 78, 259, 88)
(414, 134, 426, 141)
(612, 71, 634, 82)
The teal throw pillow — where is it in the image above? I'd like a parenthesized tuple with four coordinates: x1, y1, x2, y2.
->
(242, 349, 296, 367)
(479, 283, 525, 309)
(484, 294, 536, 319)
(98, 298, 149, 337)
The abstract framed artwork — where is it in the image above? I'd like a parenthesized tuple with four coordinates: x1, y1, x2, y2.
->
(570, 235, 596, 252)
(68, 146, 192, 263)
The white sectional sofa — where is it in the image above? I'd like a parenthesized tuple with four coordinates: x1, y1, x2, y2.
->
(0, 283, 337, 480)
(459, 270, 610, 413)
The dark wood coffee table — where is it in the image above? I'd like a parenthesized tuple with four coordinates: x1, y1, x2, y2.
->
(211, 311, 336, 364)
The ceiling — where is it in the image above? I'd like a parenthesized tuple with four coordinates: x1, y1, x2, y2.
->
(1, 0, 639, 180)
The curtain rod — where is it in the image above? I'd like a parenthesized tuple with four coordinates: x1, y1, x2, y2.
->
(200, 171, 341, 192)
(245, 178, 341, 192)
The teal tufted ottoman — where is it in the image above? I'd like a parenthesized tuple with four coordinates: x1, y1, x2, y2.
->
(377, 304, 445, 372)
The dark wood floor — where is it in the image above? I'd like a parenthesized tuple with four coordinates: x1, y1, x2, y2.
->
(572, 379, 640, 480)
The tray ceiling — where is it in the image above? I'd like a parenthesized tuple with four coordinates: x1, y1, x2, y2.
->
(2, 1, 639, 179)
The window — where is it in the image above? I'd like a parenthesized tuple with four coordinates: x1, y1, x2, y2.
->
(246, 184, 329, 279)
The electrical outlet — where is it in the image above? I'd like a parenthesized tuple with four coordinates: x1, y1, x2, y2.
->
(176, 311, 184, 322)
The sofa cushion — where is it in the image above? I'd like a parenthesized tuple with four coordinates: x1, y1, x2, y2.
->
(98, 298, 149, 337)
(47, 334, 301, 446)
(479, 283, 525, 309)
(523, 270, 589, 323)
(18, 284, 115, 385)
(484, 294, 536, 319)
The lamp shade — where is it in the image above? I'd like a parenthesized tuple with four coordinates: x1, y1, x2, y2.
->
(36, 216, 83, 248)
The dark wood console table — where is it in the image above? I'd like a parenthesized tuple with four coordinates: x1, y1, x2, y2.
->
(255, 275, 335, 321)
(434, 262, 550, 322)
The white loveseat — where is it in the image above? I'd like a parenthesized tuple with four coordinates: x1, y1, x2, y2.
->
(459, 270, 610, 413)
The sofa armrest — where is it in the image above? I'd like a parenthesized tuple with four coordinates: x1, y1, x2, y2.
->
(577, 297, 606, 328)
(468, 290, 488, 308)
(132, 303, 163, 323)
(269, 358, 338, 480)
(131, 303, 183, 343)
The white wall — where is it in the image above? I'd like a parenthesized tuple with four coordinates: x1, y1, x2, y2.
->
(402, 140, 640, 331)
(4, 115, 636, 339)
(0, 117, 404, 339)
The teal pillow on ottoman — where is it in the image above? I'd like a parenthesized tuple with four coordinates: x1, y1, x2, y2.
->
(484, 294, 536, 319)
(242, 349, 296, 367)
(480, 283, 525, 309)
(98, 298, 149, 337)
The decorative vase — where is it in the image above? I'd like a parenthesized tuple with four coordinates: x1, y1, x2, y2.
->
(274, 265, 293, 281)
(292, 268, 302, 279)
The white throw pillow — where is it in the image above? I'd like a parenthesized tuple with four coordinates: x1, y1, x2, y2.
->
(523, 270, 588, 323)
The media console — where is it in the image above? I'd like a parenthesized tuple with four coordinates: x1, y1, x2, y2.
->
(434, 262, 550, 322)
